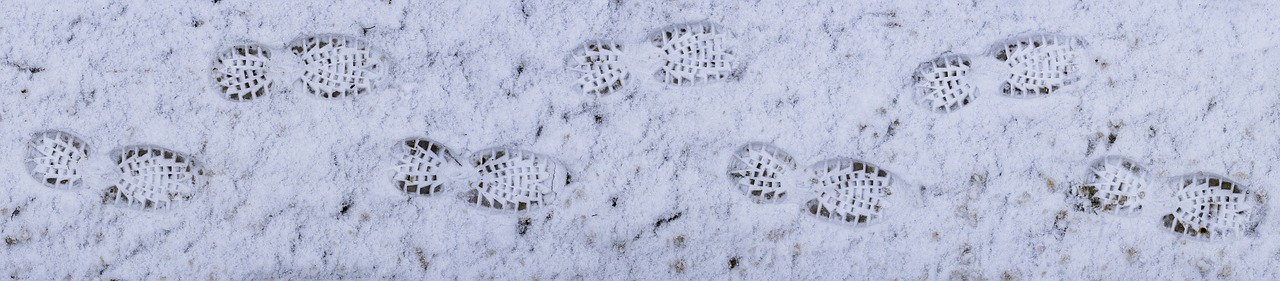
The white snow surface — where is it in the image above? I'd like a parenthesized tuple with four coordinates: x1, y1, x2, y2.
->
(3, 0, 1280, 279)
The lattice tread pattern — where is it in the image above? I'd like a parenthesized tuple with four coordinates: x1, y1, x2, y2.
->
(103, 147, 206, 210)
(1162, 175, 1262, 239)
(727, 143, 796, 203)
(653, 22, 737, 85)
(393, 139, 459, 196)
(1072, 157, 1149, 214)
(571, 40, 630, 95)
(25, 130, 90, 189)
(466, 149, 568, 211)
(914, 54, 976, 113)
(804, 159, 892, 225)
(213, 44, 273, 101)
(993, 34, 1081, 97)
(290, 35, 386, 98)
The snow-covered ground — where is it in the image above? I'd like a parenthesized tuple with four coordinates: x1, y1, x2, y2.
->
(2, 0, 1279, 279)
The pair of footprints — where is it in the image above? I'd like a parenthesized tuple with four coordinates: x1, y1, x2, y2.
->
(24, 130, 207, 210)
(24, 131, 564, 212)
(914, 33, 1085, 112)
(391, 139, 570, 212)
(393, 140, 890, 219)
(570, 22, 741, 95)
(212, 34, 388, 100)
(728, 143, 894, 226)
(1073, 157, 1266, 240)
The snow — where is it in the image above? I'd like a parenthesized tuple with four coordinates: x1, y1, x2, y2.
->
(2, 0, 1279, 279)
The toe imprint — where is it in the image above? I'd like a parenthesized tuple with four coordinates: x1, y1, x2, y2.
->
(289, 35, 387, 98)
(103, 146, 206, 210)
(803, 158, 892, 226)
(465, 148, 568, 212)
(652, 22, 738, 85)
(1163, 174, 1262, 240)
(991, 34, 1083, 97)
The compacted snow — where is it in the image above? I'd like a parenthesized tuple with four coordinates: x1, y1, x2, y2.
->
(2, 0, 1279, 279)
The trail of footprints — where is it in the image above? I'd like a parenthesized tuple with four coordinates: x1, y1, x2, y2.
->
(909, 33, 1268, 240)
(25, 130, 1267, 240)
(17, 28, 1265, 241)
(24, 130, 208, 210)
(1072, 156, 1265, 240)
(728, 143, 894, 226)
(914, 33, 1085, 112)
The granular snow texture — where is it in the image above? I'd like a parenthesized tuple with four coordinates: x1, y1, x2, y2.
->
(2, 0, 1279, 279)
